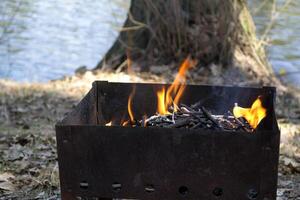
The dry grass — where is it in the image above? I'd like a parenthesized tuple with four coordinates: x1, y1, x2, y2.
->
(0, 71, 164, 199)
(0, 71, 299, 199)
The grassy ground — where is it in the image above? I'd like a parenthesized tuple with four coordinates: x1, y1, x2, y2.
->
(0, 71, 299, 199)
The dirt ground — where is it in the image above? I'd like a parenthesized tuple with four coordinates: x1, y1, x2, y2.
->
(0, 71, 299, 199)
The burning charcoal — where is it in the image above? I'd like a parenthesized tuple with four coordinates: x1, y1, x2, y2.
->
(180, 104, 196, 112)
(191, 122, 204, 129)
(200, 107, 224, 130)
(180, 106, 191, 114)
(227, 111, 253, 132)
(145, 114, 174, 127)
(190, 100, 204, 109)
(166, 119, 190, 128)
(219, 118, 236, 130)
(130, 102, 253, 133)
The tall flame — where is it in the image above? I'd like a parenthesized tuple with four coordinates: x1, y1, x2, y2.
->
(126, 50, 136, 124)
(157, 57, 196, 115)
(233, 97, 267, 129)
(128, 85, 136, 123)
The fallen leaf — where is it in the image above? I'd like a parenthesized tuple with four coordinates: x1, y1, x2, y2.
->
(0, 173, 15, 191)
(279, 68, 287, 76)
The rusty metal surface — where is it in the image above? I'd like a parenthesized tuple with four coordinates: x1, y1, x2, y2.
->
(56, 81, 280, 200)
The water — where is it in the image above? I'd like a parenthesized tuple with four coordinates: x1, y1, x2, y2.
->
(0, 0, 299, 85)
(0, 0, 129, 82)
(249, 0, 300, 86)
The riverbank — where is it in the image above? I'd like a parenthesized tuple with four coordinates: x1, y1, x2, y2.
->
(0, 71, 299, 199)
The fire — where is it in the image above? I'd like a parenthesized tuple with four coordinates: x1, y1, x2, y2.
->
(233, 97, 267, 129)
(122, 120, 129, 126)
(142, 114, 148, 127)
(105, 121, 112, 126)
(157, 87, 169, 114)
(128, 86, 136, 123)
(157, 57, 196, 115)
(125, 50, 136, 124)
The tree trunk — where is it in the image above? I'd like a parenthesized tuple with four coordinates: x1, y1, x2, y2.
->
(95, 0, 279, 85)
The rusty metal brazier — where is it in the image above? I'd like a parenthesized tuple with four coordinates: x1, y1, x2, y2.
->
(56, 81, 280, 200)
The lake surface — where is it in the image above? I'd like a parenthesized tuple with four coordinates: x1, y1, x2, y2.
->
(249, 0, 300, 86)
(0, 0, 129, 82)
(0, 0, 299, 86)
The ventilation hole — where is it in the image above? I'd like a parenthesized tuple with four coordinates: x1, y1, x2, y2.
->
(247, 189, 258, 200)
(79, 181, 89, 190)
(178, 186, 188, 196)
(145, 184, 155, 193)
(112, 182, 122, 193)
(212, 187, 223, 196)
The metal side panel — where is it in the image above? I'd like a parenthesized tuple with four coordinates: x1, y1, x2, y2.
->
(56, 125, 278, 200)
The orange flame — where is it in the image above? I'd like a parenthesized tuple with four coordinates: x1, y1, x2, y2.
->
(124, 50, 137, 124)
(122, 120, 129, 126)
(142, 114, 148, 127)
(157, 57, 196, 115)
(127, 85, 136, 123)
(105, 121, 112, 126)
(233, 97, 267, 129)
(157, 87, 169, 115)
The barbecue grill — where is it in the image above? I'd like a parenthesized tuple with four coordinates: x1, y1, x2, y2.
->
(56, 81, 280, 200)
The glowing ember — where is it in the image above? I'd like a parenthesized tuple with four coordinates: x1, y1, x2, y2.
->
(142, 114, 148, 127)
(233, 97, 267, 129)
(157, 57, 196, 115)
(105, 121, 112, 126)
(122, 120, 129, 126)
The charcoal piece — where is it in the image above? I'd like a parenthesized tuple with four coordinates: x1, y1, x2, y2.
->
(200, 107, 224, 130)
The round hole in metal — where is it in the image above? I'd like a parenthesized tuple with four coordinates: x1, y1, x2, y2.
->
(79, 181, 89, 190)
(178, 186, 188, 196)
(247, 188, 258, 200)
(212, 187, 223, 196)
(145, 184, 155, 193)
(112, 182, 122, 193)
